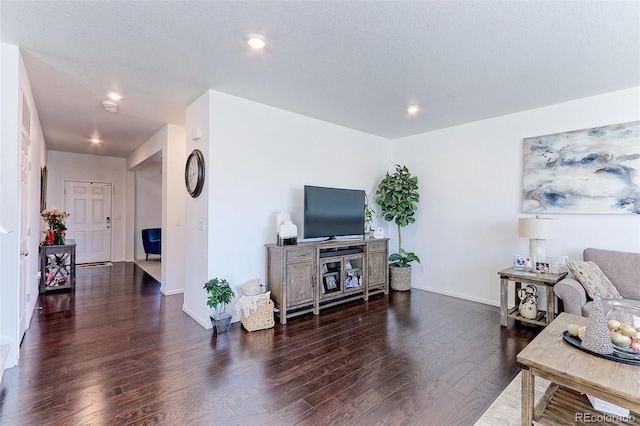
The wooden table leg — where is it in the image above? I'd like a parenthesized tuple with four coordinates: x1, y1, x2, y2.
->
(514, 281, 522, 308)
(546, 285, 555, 325)
(521, 364, 534, 426)
(500, 276, 508, 326)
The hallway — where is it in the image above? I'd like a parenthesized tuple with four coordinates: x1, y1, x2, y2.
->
(134, 259, 162, 283)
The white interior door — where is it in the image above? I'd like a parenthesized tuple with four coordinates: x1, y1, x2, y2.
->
(64, 181, 112, 264)
(19, 132, 30, 340)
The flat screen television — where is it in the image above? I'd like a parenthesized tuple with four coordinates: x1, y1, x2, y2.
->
(303, 185, 365, 240)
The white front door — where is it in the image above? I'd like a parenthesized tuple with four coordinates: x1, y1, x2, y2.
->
(64, 181, 112, 264)
(19, 132, 30, 340)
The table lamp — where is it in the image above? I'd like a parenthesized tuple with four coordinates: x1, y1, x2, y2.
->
(518, 216, 557, 270)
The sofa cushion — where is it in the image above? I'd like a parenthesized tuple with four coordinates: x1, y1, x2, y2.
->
(584, 248, 640, 300)
(567, 259, 622, 300)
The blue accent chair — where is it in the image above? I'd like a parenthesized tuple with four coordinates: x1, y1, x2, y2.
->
(141, 228, 161, 261)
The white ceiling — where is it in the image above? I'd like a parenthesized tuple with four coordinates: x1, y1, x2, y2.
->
(1, 1, 639, 158)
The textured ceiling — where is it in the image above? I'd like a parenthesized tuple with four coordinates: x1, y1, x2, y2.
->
(1, 1, 639, 158)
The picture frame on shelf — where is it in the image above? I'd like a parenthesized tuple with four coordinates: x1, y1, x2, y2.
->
(514, 254, 531, 271)
(345, 260, 352, 270)
(345, 272, 359, 288)
(321, 263, 328, 274)
(323, 274, 339, 292)
(535, 258, 552, 273)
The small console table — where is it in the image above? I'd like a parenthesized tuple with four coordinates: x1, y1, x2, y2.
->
(39, 239, 76, 293)
(498, 267, 567, 327)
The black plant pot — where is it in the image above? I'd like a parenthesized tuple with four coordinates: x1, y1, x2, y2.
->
(211, 312, 232, 334)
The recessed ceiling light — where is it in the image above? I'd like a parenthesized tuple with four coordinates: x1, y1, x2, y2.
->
(90, 138, 101, 143)
(407, 105, 420, 114)
(247, 34, 267, 49)
(107, 92, 122, 101)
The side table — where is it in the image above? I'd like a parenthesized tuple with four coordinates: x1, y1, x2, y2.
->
(39, 240, 76, 293)
(498, 267, 567, 327)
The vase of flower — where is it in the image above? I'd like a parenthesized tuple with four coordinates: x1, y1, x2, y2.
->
(53, 229, 66, 245)
(41, 207, 69, 245)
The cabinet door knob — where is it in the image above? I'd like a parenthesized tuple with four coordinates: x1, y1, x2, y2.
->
(21, 249, 29, 257)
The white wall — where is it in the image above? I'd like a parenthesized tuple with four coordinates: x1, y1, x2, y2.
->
(183, 92, 211, 326)
(0, 44, 47, 367)
(182, 90, 391, 328)
(127, 124, 186, 295)
(47, 151, 128, 262)
(162, 125, 186, 295)
(134, 163, 162, 259)
(392, 87, 640, 306)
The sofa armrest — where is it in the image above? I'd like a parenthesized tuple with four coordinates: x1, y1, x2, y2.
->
(554, 277, 587, 316)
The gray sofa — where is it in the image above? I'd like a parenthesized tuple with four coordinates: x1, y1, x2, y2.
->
(554, 248, 640, 316)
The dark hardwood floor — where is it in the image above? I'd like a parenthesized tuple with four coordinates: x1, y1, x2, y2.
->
(0, 262, 539, 425)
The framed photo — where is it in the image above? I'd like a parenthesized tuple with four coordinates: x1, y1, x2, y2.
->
(535, 257, 552, 273)
(323, 274, 339, 292)
(321, 263, 328, 274)
(514, 254, 531, 270)
(345, 272, 359, 288)
(345, 260, 352, 270)
(535, 262, 550, 273)
(40, 166, 47, 212)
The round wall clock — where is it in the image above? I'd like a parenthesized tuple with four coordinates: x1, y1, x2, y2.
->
(185, 149, 205, 198)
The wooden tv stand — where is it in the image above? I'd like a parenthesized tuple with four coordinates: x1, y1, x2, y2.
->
(265, 238, 389, 324)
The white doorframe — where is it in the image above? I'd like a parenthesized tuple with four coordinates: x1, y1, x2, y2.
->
(19, 129, 31, 341)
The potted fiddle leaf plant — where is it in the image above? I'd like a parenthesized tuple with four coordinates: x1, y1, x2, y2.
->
(375, 164, 421, 291)
(204, 277, 235, 333)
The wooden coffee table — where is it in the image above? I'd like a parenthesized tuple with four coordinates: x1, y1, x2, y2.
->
(517, 312, 640, 426)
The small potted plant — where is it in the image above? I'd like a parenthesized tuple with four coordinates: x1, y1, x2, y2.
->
(204, 278, 235, 333)
(375, 164, 421, 291)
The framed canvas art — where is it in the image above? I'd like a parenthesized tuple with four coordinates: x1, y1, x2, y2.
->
(522, 121, 640, 214)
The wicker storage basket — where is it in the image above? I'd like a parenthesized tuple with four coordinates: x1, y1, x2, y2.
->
(390, 264, 412, 291)
(238, 295, 275, 332)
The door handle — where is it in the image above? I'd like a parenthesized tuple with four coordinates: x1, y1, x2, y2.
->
(20, 249, 29, 257)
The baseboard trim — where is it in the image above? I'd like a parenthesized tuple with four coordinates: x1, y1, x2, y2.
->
(161, 288, 184, 296)
(182, 304, 212, 329)
(411, 285, 499, 307)
(0, 344, 10, 383)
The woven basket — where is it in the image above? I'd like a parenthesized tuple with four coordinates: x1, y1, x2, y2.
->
(390, 264, 412, 291)
(241, 299, 275, 332)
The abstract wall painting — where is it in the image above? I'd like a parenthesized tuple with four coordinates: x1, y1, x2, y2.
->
(523, 121, 640, 214)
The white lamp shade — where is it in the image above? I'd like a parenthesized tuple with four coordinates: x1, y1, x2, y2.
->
(518, 218, 557, 239)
